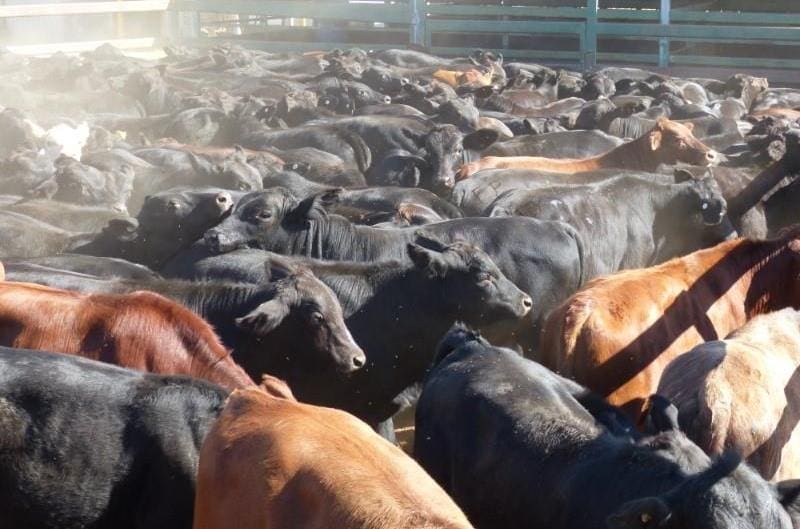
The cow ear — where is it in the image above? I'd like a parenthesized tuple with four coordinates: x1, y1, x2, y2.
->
(407, 243, 447, 278)
(264, 256, 302, 281)
(673, 168, 694, 183)
(231, 145, 247, 163)
(649, 130, 663, 151)
(289, 188, 341, 223)
(606, 497, 672, 529)
(187, 152, 211, 174)
(235, 299, 290, 335)
(463, 128, 500, 151)
(643, 394, 680, 433)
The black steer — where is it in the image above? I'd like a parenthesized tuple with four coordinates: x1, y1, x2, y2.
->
(415, 325, 800, 529)
(0, 346, 227, 529)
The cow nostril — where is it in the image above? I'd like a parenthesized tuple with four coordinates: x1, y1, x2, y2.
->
(352, 354, 366, 369)
(706, 151, 717, 161)
(215, 194, 229, 204)
(522, 296, 532, 309)
(400, 77, 410, 85)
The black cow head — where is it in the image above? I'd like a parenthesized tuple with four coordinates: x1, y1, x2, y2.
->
(235, 260, 365, 377)
(138, 187, 236, 241)
(407, 233, 532, 322)
(686, 175, 727, 226)
(204, 187, 306, 254)
(424, 125, 499, 194)
(53, 156, 134, 212)
(607, 450, 798, 529)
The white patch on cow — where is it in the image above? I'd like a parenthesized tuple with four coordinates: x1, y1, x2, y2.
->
(549, 199, 563, 207)
(585, 217, 593, 225)
(43, 122, 89, 160)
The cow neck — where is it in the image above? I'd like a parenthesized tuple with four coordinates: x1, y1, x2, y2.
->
(181, 281, 268, 317)
(595, 133, 659, 172)
(313, 261, 409, 318)
(302, 215, 410, 262)
(728, 158, 795, 218)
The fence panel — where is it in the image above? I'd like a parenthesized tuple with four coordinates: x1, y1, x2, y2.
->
(171, 0, 412, 53)
(0, 0, 795, 75)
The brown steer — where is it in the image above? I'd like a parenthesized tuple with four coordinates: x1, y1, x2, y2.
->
(540, 227, 800, 422)
(658, 308, 800, 481)
(458, 118, 717, 179)
(193, 386, 475, 529)
(0, 281, 254, 391)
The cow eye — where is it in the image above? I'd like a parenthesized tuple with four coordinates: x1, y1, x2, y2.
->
(256, 211, 272, 220)
(311, 312, 324, 324)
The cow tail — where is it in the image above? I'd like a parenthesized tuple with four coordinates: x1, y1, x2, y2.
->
(340, 130, 372, 174)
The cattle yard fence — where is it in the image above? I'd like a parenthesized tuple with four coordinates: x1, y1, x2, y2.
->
(1, 0, 800, 74)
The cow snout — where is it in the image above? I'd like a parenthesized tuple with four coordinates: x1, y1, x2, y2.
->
(342, 347, 367, 374)
(352, 353, 366, 369)
(215, 192, 232, 210)
(705, 150, 718, 165)
(521, 295, 533, 315)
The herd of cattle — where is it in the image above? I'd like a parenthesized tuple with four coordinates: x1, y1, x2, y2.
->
(2, 42, 800, 528)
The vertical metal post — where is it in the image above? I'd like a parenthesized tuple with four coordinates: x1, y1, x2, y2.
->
(410, 0, 425, 48)
(584, 0, 598, 71)
(659, 0, 670, 67)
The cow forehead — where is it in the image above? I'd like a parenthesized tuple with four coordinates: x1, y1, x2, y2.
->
(662, 120, 695, 136)
(427, 128, 462, 150)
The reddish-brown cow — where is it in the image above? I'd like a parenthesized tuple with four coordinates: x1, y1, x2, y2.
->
(457, 117, 717, 179)
(540, 227, 800, 422)
(0, 281, 255, 391)
(193, 387, 475, 529)
(432, 68, 493, 89)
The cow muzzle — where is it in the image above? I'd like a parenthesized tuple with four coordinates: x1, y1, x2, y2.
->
(520, 295, 533, 316)
(704, 150, 719, 166)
